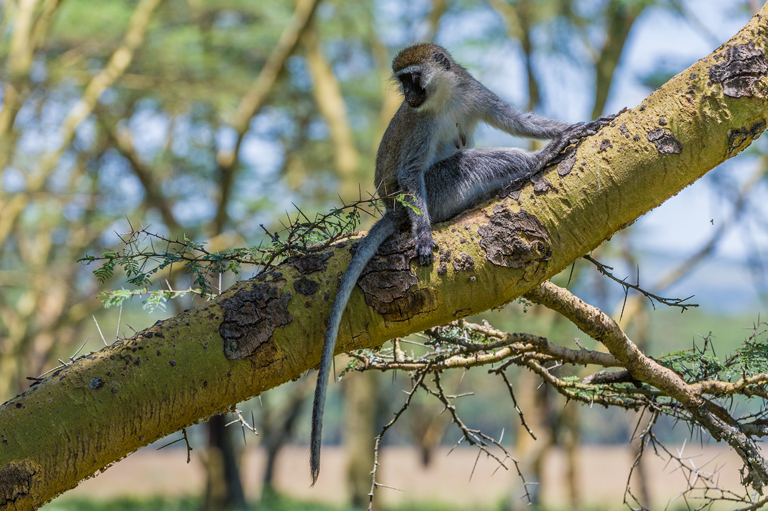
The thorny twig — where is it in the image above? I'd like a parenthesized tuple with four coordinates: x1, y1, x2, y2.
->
(497, 370, 536, 440)
(83, 194, 386, 271)
(156, 427, 193, 464)
(27, 338, 94, 383)
(225, 408, 259, 444)
(624, 411, 756, 510)
(423, 372, 530, 497)
(81, 195, 393, 308)
(583, 254, 698, 312)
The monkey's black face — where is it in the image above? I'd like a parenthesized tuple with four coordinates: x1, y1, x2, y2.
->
(399, 72, 427, 108)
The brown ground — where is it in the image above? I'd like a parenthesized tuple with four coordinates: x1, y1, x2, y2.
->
(48, 444, 752, 510)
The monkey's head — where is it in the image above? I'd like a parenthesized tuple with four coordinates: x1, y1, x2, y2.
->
(392, 43, 456, 110)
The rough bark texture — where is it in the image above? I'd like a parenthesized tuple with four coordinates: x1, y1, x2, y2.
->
(3, 9, 768, 511)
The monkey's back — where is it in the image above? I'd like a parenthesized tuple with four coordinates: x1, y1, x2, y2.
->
(374, 102, 411, 205)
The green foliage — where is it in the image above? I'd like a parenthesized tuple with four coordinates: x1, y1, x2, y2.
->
(396, 193, 423, 215)
(80, 199, 382, 310)
(658, 322, 768, 385)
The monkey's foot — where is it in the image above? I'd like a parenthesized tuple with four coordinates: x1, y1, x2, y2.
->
(580, 112, 618, 138)
(542, 122, 590, 161)
(562, 110, 622, 145)
(415, 234, 438, 266)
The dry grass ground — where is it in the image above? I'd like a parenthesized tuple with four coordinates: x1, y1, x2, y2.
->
(45, 443, 755, 510)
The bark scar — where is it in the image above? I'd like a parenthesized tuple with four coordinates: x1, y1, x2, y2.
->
(452, 253, 475, 272)
(293, 277, 319, 296)
(478, 208, 551, 279)
(219, 283, 294, 360)
(727, 121, 767, 157)
(356, 233, 438, 323)
(709, 41, 768, 98)
(647, 128, 683, 155)
(285, 252, 333, 275)
(0, 460, 41, 506)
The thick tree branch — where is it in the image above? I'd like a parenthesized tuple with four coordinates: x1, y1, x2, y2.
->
(525, 281, 698, 404)
(2, 8, 768, 510)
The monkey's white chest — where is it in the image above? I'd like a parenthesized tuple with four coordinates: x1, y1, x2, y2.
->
(433, 114, 475, 162)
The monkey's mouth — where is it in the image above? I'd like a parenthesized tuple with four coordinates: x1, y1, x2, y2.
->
(400, 72, 426, 108)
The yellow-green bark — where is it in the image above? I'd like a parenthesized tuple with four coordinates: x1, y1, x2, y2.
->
(3, 8, 768, 511)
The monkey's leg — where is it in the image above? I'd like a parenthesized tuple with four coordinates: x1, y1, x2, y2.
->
(397, 168, 439, 266)
(426, 148, 543, 222)
(426, 116, 614, 223)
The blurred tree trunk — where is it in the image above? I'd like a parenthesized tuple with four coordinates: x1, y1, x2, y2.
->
(304, 23, 362, 200)
(202, 415, 247, 511)
(210, 0, 321, 235)
(259, 378, 312, 498)
(424, 0, 447, 42)
(0, 0, 63, 171)
(370, 26, 402, 145)
(490, 0, 541, 110)
(344, 369, 377, 508)
(409, 403, 447, 467)
(511, 368, 552, 509)
(591, 0, 647, 119)
(560, 402, 581, 509)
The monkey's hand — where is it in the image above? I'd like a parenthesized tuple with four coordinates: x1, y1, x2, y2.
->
(537, 118, 604, 168)
(415, 233, 438, 266)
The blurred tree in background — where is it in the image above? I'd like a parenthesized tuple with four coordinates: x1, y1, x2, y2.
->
(2, 1, 768, 510)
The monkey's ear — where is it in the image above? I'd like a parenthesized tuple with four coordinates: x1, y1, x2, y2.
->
(433, 51, 451, 70)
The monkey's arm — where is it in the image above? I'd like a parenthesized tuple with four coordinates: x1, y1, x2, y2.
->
(397, 132, 438, 265)
(475, 83, 569, 139)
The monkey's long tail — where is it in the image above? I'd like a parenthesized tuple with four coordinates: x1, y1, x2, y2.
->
(310, 213, 397, 485)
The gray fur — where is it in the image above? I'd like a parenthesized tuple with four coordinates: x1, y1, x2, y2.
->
(310, 43, 605, 484)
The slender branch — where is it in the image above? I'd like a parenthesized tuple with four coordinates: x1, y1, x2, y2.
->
(583, 254, 698, 311)
(525, 281, 768, 493)
(368, 370, 428, 511)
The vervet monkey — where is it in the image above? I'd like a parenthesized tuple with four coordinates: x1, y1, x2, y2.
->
(310, 43, 607, 483)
